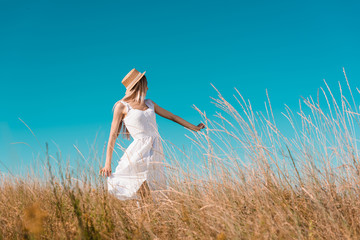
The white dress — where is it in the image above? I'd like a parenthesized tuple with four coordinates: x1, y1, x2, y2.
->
(107, 99, 168, 201)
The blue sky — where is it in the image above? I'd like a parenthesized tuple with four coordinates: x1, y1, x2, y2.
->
(0, 0, 359, 175)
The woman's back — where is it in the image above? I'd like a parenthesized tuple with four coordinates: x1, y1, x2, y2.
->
(119, 99, 160, 140)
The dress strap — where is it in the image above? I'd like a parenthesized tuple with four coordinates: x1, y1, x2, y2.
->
(119, 100, 131, 112)
(145, 99, 154, 110)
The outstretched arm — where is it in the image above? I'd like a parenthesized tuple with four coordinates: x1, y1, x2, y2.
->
(152, 100, 205, 131)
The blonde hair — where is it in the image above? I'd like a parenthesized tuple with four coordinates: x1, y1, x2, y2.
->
(112, 75, 148, 140)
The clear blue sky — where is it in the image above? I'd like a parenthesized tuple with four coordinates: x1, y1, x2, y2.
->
(1, 0, 359, 175)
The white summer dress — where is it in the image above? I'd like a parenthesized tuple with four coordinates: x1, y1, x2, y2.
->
(107, 99, 168, 201)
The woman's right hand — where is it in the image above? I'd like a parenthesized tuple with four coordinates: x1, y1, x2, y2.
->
(99, 164, 112, 177)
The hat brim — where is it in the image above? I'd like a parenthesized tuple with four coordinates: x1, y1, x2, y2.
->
(126, 71, 146, 91)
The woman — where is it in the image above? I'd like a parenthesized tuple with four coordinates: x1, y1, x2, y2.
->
(99, 68, 205, 204)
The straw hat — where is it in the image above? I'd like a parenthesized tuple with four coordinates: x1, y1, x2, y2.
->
(121, 68, 146, 91)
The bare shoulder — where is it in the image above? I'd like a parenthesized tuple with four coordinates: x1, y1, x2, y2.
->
(113, 101, 127, 116)
(147, 98, 157, 105)
(147, 99, 177, 121)
(147, 99, 158, 109)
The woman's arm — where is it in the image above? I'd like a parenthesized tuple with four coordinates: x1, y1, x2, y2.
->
(152, 100, 205, 131)
(100, 102, 126, 177)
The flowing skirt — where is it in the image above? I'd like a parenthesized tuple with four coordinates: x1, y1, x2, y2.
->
(107, 136, 168, 201)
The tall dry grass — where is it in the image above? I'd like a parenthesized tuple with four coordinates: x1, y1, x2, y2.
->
(1, 68, 360, 239)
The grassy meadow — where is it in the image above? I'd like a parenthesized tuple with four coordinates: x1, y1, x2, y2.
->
(1, 69, 360, 239)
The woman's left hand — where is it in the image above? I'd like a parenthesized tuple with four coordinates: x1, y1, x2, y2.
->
(195, 123, 205, 131)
